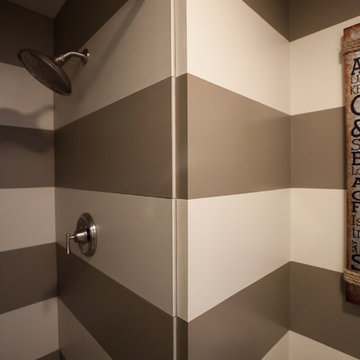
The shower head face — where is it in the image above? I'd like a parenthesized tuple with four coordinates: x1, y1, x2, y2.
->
(18, 49, 71, 95)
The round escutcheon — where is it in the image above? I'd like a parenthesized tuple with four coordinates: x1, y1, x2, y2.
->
(76, 213, 97, 256)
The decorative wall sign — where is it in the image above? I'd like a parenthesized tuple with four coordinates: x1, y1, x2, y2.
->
(343, 23, 360, 304)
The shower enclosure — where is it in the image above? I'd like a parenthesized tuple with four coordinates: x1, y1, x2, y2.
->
(1, 0, 360, 359)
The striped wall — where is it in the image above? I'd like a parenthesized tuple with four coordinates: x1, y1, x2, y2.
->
(177, 0, 360, 359)
(263, 331, 358, 360)
(177, 1, 291, 358)
(54, 0, 175, 359)
(3, 0, 360, 359)
(289, 2, 360, 359)
(0, 2, 58, 359)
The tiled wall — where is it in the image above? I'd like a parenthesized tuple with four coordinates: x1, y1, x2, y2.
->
(53, 1, 175, 359)
(0, 2, 58, 359)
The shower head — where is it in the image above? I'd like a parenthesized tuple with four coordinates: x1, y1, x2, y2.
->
(17, 48, 89, 96)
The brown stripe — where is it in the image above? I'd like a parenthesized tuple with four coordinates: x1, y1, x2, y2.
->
(184, 264, 289, 360)
(177, 317, 188, 360)
(0, 243, 57, 314)
(0, 1, 53, 67)
(0, 126, 54, 188)
(289, 0, 360, 41)
(176, 75, 188, 199)
(243, 0, 289, 40)
(58, 300, 111, 360)
(290, 262, 360, 359)
(37, 351, 62, 360)
(291, 107, 345, 189)
(54, 0, 129, 55)
(55, 78, 172, 198)
(56, 244, 173, 360)
(184, 74, 290, 199)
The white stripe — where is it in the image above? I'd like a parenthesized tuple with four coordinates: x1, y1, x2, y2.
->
(290, 16, 360, 115)
(186, 0, 290, 114)
(0, 188, 55, 252)
(185, 189, 291, 321)
(55, 188, 173, 315)
(0, 298, 58, 360)
(0, 62, 53, 130)
(291, 188, 346, 272)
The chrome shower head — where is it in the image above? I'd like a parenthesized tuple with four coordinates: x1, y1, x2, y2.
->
(18, 48, 89, 96)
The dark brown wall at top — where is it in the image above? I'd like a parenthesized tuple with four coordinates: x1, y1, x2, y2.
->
(289, 0, 360, 41)
(290, 262, 360, 359)
(0, 244, 57, 314)
(55, 78, 172, 198)
(0, 1, 53, 67)
(243, 0, 289, 39)
(54, 0, 129, 54)
(0, 126, 54, 188)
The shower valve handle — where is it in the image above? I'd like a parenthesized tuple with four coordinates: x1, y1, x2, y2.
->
(65, 213, 97, 257)
(66, 231, 88, 255)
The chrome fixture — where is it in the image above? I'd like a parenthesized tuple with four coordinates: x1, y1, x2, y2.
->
(66, 213, 97, 257)
(17, 48, 89, 96)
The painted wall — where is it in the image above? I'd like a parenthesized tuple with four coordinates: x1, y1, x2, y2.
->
(53, 1, 175, 359)
(176, 1, 290, 358)
(289, 1, 360, 357)
(3, 0, 360, 359)
(0, 2, 58, 360)
(177, 0, 360, 359)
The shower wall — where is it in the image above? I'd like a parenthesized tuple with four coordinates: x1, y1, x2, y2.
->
(53, 1, 175, 359)
(0, 2, 58, 359)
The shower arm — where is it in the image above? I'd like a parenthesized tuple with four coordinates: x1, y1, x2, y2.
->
(54, 48, 89, 66)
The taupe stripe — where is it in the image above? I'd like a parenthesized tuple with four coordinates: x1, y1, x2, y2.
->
(289, 0, 360, 41)
(177, 317, 188, 360)
(37, 351, 62, 360)
(291, 107, 345, 189)
(0, 1, 53, 67)
(56, 244, 173, 359)
(58, 299, 111, 360)
(55, 78, 172, 198)
(54, 0, 129, 55)
(184, 264, 289, 360)
(0, 126, 54, 188)
(184, 74, 290, 199)
(0, 243, 57, 314)
(243, 0, 289, 40)
(176, 74, 188, 199)
(290, 262, 360, 359)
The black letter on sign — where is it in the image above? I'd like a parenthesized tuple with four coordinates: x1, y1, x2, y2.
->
(352, 58, 360, 75)
(352, 152, 360, 165)
(353, 191, 360, 201)
(351, 254, 360, 271)
(351, 95, 360, 117)
(352, 177, 360, 187)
